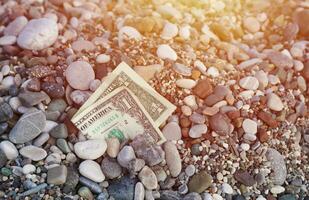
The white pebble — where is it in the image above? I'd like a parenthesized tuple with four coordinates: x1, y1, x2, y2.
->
(176, 79, 196, 89)
(0, 140, 19, 160)
(96, 54, 111, 64)
(22, 164, 36, 174)
(157, 44, 177, 61)
(0, 35, 17, 46)
(161, 22, 178, 40)
(242, 119, 257, 134)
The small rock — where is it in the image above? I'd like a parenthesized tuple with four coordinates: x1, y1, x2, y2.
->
(74, 139, 107, 160)
(243, 17, 260, 33)
(134, 182, 145, 200)
(232, 195, 246, 200)
(17, 18, 58, 50)
(4, 16, 28, 36)
(267, 93, 284, 111)
(0, 103, 13, 123)
(56, 139, 71, 153)
(50, 123, 68, 139)
(239, 76, 259, 90)
(106, 137, 120, 158)
(0, 35, 17, 46)
(128, 158, 145, 174)
(221, 183, 233, 194)
(266, 148, 287, 185)
(188, 171, 213, 193)
(9, 109, 46, 144)
(72, 40, 95, 52)
(138, 166, 158, 190)
(65, 61, 95, 90)
(157, 44, 178, 61)
(101, 157, 122, 179)
(207, 67, 219, 78)
(173, 63, 192, 76)
(162, 122, 182, 141)
(278, 194, 297, 200)
(184, 193, 202, 200)
(19, 145, 47, 161)
(164, 141, 182, 177)
(118, 26, 142, 47)
(189, 124, 207, 138)
(96, 54, 111, 64)
(47, 165, 68, 185)
(293, 9, 309, 36)
(108, 175, 136, 200)
(242, 119, 257, 134)
(176, 79, 196, 89)
(209, 113, 231, 136)
(79, 160, 105, 183)
(2, 76, 15, 89)
(257, 111, 278, 128)
(41, 82, 65, 98)
(267, 51, 293, 69)
(18, 91, 49, 107)
(193, 79, 213, 99)
(161, 22, 178, 40)
(79, 176, 102, 194)
(234, 170, 256, 186)
(270, 185, 285, 195)
(185, 164, 196, 177)
(131, 134, 164, 166)
(70, 90, 92, 105)
(117, 145, 136, 168)
(47, 99, 67, 113)
(160, 190, 181, 200)
(0, 140, 18, 160)
(78, 187, 94, 200)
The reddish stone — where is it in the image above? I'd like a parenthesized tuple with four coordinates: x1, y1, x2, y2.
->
(257, 128, 270, 143)
(41, 82, 65, 98)
(257, 111, 278, 128)
(293, 9, 309, 36)
(204, 94, 223, 106)
(209, 113, 231, 136)
(64, 117, 78, 135)
(192, 79, 213, 99)
(234, 170, 256, 186)
(26, 78, 41, 92)
(94, 64, 108, 80)
(179, 117, 191, 128)
(181, 128, 189, 138)
(227, 110, 240, 120)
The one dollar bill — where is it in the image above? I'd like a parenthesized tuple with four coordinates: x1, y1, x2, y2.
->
(72, 87, 166, 144)
(73, 62, 176, 127)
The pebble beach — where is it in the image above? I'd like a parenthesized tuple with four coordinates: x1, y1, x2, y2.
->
(0, 0, 308, 200)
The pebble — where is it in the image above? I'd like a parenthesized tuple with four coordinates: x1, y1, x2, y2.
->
(65, 61, 95, 90)
(101, 157, 122, 179)
(238, 58, 263, 70)
(185, 164, 196, 177)
(9, 109, 46, 144)
(74, 139, 107, 160)
(164, 141, 182, 177)
(72, 40, 95, 52)
(108, 175, 136, 199)
(106, 137, 120, 158)
(176, 79, 196, 89)
(267, 93, 284, 111)
(179, 25, 191, 39)
(255, 70, 268, 88)
(243, 17, 260, 33)
(242, 119, 257, 134)
(9, 97, 21, 112)
(0, 140, 18, 160)
(270, 185, 285, 195)
(267, 51, 294, 69)
(278, 194, 297, 200)
(47, 165, 67, 185)
(209, 113, 231, 136)
(178, 184, 189, 194)
(43, 120, 58, 133)
(131, 135, 164, 166)
(96, 54, 111, 63)
(19, 145, 47, 161)
(45, 153, 62, 164)
(47, 99, 67, 113)
(157, 44, 178, 61)
(234, 170, 256, 186)
(118, 26, 142, 47)
(70, 90, 92, 105)
(265, 148, 287, 185)
(18, 91, 49, 107)
(201, 193, 213, 200)
(193, 79, 213, 99)
(161, 22, 178, 40)
(221, 183, 233, 194)
(134, 182, 145, 200)
(79, 160, 105, 183)
(79, 176, 102, 194)
(162, 122, 182, 141)
(183, 95, 198, 109)
(78, 186, 94, 200)
(23, 180, 37, 190)
(49, 123, 68, 139)
(17, 18, 58, 50)
(138, 166, 157, 190)
(189, 124, 207, 138)
(41, 82, 65, 98)
(188, 171, 213, 193)
(239, 76, 259, 90)
(0, 35, 17, 46)
(184, 193, 202, 200)
(207, 67, 219, 77)
(232, 195, 246, 200)
(18, 183, 47, 197)
(89, 79, 101, 92)
(4, 16, 28, 36)
(56, 138, 71, 153)
(22, 164, 36, 174)
(189, 113, 206, 124)
(117, 145, 136, 168)
(173, 63, 192, 76)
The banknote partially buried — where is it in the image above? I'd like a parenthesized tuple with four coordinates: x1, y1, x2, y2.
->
(73, 62, 176, 127)
(72, 86, 166, 144)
